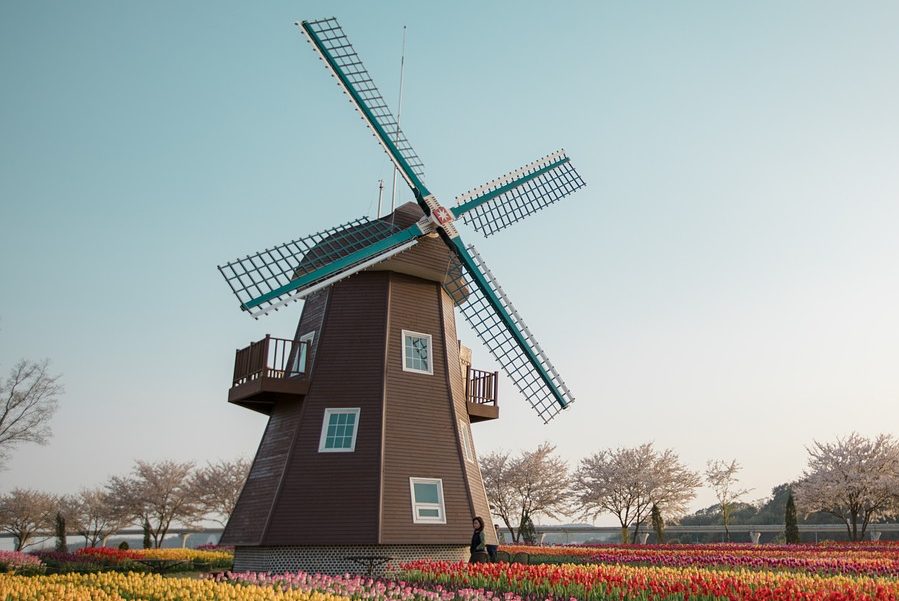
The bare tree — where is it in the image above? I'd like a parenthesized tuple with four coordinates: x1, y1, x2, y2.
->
(0, 359, 62, 468)
(795, 432, 899, 541)
(107, 460, 200, 548)
(69, 488, 127, 547)
(480, 442, 570, 542)
(190, 457, 251, 526)
(574, 443, 700, 543)
(705, 459, 750, 542)
(0, 488, 56, 551)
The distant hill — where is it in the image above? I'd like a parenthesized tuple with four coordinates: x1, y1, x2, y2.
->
(675, 482, 898, 543)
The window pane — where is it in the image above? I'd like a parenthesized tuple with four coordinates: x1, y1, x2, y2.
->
(413, 482, 439, 504)
(418, 508, 440, 518)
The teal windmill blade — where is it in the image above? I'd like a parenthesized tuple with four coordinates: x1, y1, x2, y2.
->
(219, 217, 423, 317)
(451, 150, 585, 237)
(442, 239, 574, 423)
(299, 18, 429, 197)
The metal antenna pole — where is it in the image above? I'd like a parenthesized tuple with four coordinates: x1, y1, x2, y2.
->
(390, 25, 407, 213)
(376, 179, 384, 217)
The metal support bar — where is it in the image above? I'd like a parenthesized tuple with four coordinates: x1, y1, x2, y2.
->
(446, 237, 569, 410)
(243, 224, 423, 311)
(452, 156, 571, 219)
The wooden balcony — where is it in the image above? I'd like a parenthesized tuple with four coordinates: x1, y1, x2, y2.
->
(466, 367, 499, 422)
(229, 335, 310, 414)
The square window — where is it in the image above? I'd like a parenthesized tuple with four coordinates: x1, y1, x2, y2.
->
(402, 330, 433, 375)
(409, 477, 446, 524)
(319, 408, 360, 452)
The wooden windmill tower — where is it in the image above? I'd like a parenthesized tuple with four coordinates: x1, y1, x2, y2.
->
(217, 17, 586, 575)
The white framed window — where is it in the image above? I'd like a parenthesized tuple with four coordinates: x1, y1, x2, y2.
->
(318, 408, 360, 452)
(402, 330, 433, 375)
(409, 477, 446, 524)
(291, 331, 315, 374)
(458, 419, 475, 463)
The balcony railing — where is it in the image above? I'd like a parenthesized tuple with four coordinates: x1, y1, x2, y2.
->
(232, 335, 310, 387)
(466, 367, 498, 406)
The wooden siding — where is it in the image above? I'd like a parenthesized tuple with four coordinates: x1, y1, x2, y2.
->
(261, 273, 388, 546)
(221, 399, 302, 545)
(380, 273, 473, 545)
(223, 227, 499, 548)
(373, 234, 455, 285)
(370, 202, 458, 287)
(441, 290, 498, 545)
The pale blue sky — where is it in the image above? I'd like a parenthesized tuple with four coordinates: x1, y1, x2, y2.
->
(2, 1, 898, 518)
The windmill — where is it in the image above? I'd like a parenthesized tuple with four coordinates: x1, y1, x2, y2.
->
(217, 17, 586, 575)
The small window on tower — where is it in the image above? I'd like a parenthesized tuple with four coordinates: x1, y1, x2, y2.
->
(291, 331, 315, 375)
(458, 419, 475, 463)
(409, 477, 446, 523)
(318, 408, 360, 452)
(402, 330, 433, 375)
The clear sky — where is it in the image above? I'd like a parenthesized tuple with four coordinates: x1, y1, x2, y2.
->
(2, 1, 898, 521)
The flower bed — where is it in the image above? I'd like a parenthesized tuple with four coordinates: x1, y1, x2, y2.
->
(218, 570, 540, 600)
(76, 546, 233, 570)
(398, 559, 899, 601)
(30, 550, 104, 573)
(504, 542, 899, 577)
(0, 571, 349, 601)
(0, 551, 43, 575)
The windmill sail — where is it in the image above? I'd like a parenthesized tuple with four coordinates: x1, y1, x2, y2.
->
(443, 243, 574, 423)
(299, 18, 429, 196)
(452, 150, 585, 237)
(219, 217, 421, 317)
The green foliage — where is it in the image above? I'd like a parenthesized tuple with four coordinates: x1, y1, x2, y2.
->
(519, 514, 537, 545)
(651, 504, 665, 544)
(785, 490, 800, 544)
(118, 541, 129, 550)
(54, 511, 67, 553)
(677, 482, 836, 543)
(142, 518, 151, 549)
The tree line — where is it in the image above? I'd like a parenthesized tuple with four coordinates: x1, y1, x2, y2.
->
(0, 458, 249, 551)
(480, 432, 899, 543)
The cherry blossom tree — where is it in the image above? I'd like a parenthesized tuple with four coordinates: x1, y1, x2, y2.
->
(190, 457, 251, 526)
(0, 488, 56, 551)
(480, 442, 570, 542)
(69, 488, 128, 547)
(107, 460, 201, 548)
(574, 443, 700, 543)
(795, 432, 899, 541)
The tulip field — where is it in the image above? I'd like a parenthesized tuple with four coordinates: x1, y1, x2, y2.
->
(2, 542, 899, 600)
(507, 542, 899, 577)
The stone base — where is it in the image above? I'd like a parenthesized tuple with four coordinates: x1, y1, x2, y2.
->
(233, 544, 468, 576)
